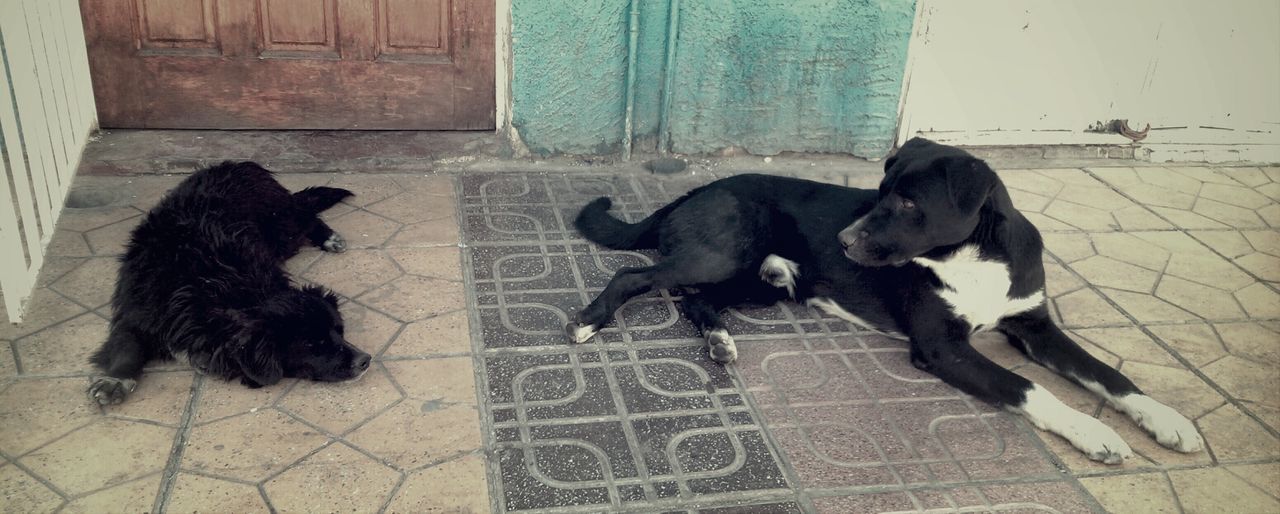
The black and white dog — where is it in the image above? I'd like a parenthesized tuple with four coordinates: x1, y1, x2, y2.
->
(568, 138, 1202, 463)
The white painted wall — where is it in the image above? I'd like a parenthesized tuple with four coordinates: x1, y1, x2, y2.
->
(897, 0, 1280, 162)
(0, 0, 98, 322)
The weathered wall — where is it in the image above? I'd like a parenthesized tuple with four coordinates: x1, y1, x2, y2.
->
(509, 1, 630, 155)
(509, 0, 916, 158)
(898, 0, 1280, 162)
(669, 0, 915, 157)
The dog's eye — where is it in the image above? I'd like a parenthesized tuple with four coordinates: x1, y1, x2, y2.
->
(900, 199, 916, 210)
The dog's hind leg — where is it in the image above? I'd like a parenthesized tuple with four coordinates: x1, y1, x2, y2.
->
(293, 186, 354, 213)
(1000, 308, 1203, 453)
(306, 219, 347, 253)
(567, 264, 665, 343)
(682, 289, 739, 363)
(87, 328, 151, 405)
(293, 187, 353, 253)
(568, 255, 739, 344)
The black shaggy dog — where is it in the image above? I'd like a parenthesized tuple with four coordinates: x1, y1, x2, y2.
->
(88, 161, 371, 405)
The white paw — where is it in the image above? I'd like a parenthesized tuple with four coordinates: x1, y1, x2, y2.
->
(706, 329, 738, 364)
(1019, 384, 1132, 464)
(759, 255, 799, 298)
(1059, 414, 1133, 464)
(566, 322, 598, 344)
(1122, 394, 1204, 453)
(322, 233, 347, 253)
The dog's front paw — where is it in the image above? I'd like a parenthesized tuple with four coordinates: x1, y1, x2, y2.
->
(88, 377, 137, 406)
(1124, 395, 1204, 452)
(706, 329, 738, 364)
(322, 233, 347, 253)
(1057, 414, 1133, 464)
(566, 322, 598, 344)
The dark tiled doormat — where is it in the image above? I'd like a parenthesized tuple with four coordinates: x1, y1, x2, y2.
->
(459, 173, 1101, 513)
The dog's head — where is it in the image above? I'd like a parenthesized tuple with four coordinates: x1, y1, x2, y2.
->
(838, 138, 998, 266)
(226, 286, 371, 387)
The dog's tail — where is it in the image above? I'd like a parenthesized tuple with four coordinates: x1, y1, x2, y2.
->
(574, 195, 687, 250)
(293, 187, 354, 214)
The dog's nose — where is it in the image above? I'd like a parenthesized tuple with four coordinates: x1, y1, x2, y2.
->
(353, 353, 371, 371)
(839, 230, 868, 249)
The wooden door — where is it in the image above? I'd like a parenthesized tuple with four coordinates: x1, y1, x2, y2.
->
(80, 0, 494, 129)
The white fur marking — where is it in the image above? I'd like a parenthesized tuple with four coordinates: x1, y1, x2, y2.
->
(706, 328, 738, 363)
(570, 324, 598, 344)
(1016, 384, 1132, 464)
(806, 297, 905, 339)
(1075, 379, 1204, 452)
(760, 254, 800, 299)
(912, 245, 1044, 332)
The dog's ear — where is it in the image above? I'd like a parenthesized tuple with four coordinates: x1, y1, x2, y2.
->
(882, 154, 899, 174)
(225, 310, 283, 388)
(945, 157, 998, 216)
(885, 137, 935, 175)
(302, 284, 341, 308)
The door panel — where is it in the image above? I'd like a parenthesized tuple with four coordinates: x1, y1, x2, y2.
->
(81, 0, 494, 129)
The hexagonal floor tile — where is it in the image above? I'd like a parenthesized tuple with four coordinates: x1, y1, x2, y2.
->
(326, 175, 405, 207)
(0, 288, 87, 340)
(385, 454, 488, 513)
(193, 377, 296, 425)
(365, 191, 456, 225)
(345, 402, 480, 471)
(383, 358, 477, 404)
(381, 310, 471, 357)
(1147, 323, 1228, 367)
(183, 409, 329, 482)
(1170, 466, 1280, 513)
(387, 246, 463, 281)
(263, 443, 400, 513)
(0, 462, 64, 512)
(1200, 355, 1278, 407)
(102, 371, 194, 426)
(357, 275, 465, 322)
(20, 419, 173, 496)
(166, 473, 270, 513)
(338, 301, 403, 355)
(386, 217, 460, 248)
(84, 218, 141, 256)
(1079, 472, 1179, 514)
(326, 209, 401, 249)
(278, 367, 402, 434)
(15, 313, 109, 374)
(48, 258, 119, 309)
(60, 474, 159, 513)
(0, 378, 100, 455)
(302, 250, 402, 298)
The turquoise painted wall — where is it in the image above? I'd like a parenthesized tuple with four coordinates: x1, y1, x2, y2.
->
(510, 0, 916, 158)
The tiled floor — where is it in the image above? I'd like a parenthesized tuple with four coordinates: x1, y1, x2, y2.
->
(1, 163, 1279, 513)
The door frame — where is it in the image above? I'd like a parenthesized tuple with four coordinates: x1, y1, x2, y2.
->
(495, 0, 515, 144)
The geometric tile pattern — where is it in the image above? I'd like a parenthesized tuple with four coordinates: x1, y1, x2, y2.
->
(460, 174, 1089, 512)
(1, 173, 486, 513)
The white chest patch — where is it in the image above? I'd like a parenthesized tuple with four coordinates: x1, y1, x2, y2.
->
(911, 245, 1044, 332)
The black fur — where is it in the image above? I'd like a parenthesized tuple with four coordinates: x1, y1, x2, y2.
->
(88, 161, 370, 405)
(568, 138, 1200, 462)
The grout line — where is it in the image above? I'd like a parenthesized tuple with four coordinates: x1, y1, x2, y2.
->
(455, 173, 509, 514)
(152, 373, 205, 513)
